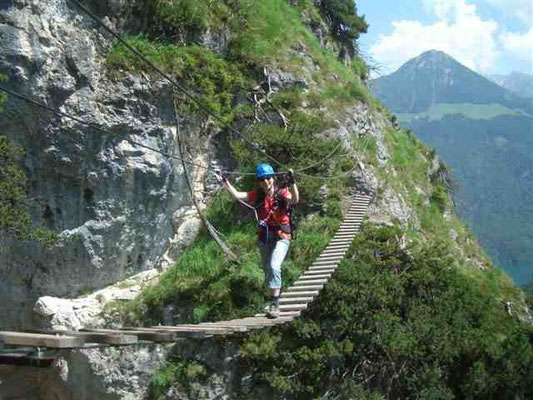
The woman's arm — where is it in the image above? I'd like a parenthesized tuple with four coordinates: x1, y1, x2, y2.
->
(289, 182, 299, 204)
(217, 173, 249, 201)
(286, 170, 299, 204)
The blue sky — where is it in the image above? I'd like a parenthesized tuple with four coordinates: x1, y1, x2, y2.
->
(356, 0, 533, 77)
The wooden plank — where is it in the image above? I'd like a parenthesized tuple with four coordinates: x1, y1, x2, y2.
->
(0, 331, 85, 349)
(300, 273, 331, 280)
(311, 261, 339, 267)
(81, 328, 177, 342)
(305, 268, 335, 273)
(314, 256, 341, 261)
(149, 326, 242, 335)
(325, 243, 351, 249)
(286, 285, 323, 291)
(199, 319, 289, 329)
(31, 330, 137, 346)
(220, 316, 295, 325)
(316, 254, 344, 260)
(294, 279, 328, 285)
(281, 290, 318, 297)
(279, 304, 307, 311)
(155, 324, 248, 332)
(319, 250, 347, 256)
(279, 297, 313, 304)
(254, 311, 301, 318)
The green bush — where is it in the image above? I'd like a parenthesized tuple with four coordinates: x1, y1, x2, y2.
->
(106, 39, 250, 119)
(150, 360, 209, 400)
(318, 0, 368, 42)
(237, 225, 533, 398)
(0, 135, 30, 239)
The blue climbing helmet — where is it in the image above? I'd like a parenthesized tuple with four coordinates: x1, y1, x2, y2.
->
(256, 163, 275, 179)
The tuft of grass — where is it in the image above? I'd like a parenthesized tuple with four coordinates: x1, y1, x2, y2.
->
(106, 39, 250, 119)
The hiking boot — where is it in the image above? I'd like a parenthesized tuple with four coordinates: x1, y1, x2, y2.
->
(265, 303, 280, 319)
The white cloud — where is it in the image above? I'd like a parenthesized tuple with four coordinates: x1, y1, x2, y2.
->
(500, 27, 533, 66)
(371, 0, 500, 74)
(483, 0, 533, 28)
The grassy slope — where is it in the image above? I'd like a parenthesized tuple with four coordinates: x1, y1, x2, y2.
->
(101, 1, 532, 398)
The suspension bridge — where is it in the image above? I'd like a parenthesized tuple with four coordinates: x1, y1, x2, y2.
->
(0, 192, 371, 367)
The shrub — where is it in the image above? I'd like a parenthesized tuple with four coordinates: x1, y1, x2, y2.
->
(237, 225, 533, 398)
(318, 0, 368, 42)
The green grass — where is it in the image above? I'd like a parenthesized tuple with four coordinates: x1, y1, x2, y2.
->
(228, 0, 306, 65)
(110, 190, 343, 327)
(106, 39, 250, 119)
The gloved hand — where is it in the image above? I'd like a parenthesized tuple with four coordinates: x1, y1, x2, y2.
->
(214, 169, 227, 184)
(287, 169, 295, 185)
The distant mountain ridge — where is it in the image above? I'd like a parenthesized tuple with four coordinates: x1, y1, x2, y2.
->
(371, 50, 532, 114)
(371, 49, 533, 286)
(489, 72, 533, 99)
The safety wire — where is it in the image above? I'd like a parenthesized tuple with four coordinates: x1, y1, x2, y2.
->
(0, 84, 216, 173)
(0, 1, 376, 217)
(173, 94, 238, 260)
(66, 0, 365, 182)
(0, 83, 353, 182)
(67, 0, 286, 170)
(3, 0, 365, 182)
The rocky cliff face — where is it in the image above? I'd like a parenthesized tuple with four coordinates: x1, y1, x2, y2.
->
(0, 0, 205, 329)
(0, 2, 434, 399)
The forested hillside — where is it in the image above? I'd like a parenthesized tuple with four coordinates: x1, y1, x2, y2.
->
(0, 1, 532, 399)
(371, 50, 533, 288)
(412, 115, 533, 285)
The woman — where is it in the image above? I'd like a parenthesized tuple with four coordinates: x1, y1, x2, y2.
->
(217, 163, 299, 318)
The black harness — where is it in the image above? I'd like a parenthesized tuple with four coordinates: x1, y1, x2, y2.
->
(255, 186, 295, 243)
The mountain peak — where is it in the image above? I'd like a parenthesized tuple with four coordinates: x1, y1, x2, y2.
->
(404, 50, 462, 72)
(371, 50, 528, 113)
(418, 49, 451, 59)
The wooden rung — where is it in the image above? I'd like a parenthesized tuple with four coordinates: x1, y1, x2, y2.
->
(198, 322, 266, 330)
(318, 250, 345, 255)
(149, 326, 243, 335)
(300, 273, 331, 280)
(0, 331, 85, 349)
(166, 324, 248, 332)
(316, 254, 344, 260)
(31, 330, 137, 346)
(281, 290, 319, 297)
(306, 268, 335, 273)
(279, 297, 313, 304)
(314, 256, 341, 261)
(294, 279, 328, 285)
(279, 304, 307, 311)
(319, 250, 346, 255)
(286, 285, 323, 292)
(254, 311, 301, 318)
(311, 261, 339, 267)
(81, 328, 177, 342)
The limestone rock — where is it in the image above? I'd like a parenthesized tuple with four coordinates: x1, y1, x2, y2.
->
(0, 0, 199, 330)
